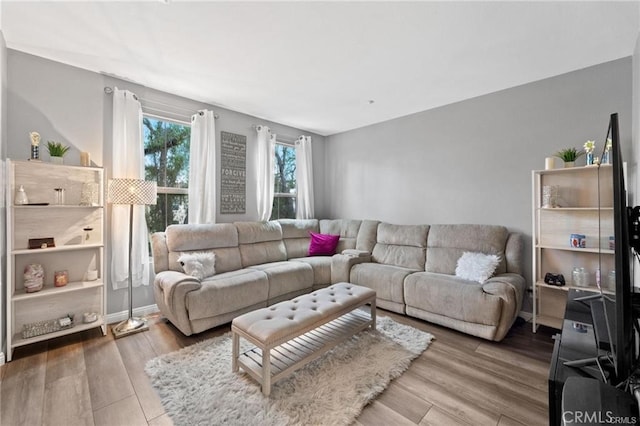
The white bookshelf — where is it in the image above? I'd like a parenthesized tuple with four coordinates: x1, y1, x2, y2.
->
(5, 159, 106, 361)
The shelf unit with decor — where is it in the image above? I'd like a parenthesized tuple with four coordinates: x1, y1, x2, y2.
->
(5, 159, 106, 361)
(532, 165, 614, 331)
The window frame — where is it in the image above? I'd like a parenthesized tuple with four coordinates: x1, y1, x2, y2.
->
(142, 113, 191, 232)
(271, 140, 297, 220)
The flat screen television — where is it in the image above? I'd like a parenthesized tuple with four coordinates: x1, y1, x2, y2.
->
(600, 112, 635, 387)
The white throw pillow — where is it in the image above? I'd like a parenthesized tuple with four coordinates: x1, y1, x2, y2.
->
(455, 252, 500, 283)
(178, 252, 216, 280)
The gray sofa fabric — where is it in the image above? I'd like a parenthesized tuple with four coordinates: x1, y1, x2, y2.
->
(150, 219, 525, 341)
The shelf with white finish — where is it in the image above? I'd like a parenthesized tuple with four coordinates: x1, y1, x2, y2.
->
(5, 159, 106, 362)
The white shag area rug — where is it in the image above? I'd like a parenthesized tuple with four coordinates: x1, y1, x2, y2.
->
(145, 316, 434, 426)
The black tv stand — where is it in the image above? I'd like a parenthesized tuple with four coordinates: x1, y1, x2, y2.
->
(549, 289, 637, 425)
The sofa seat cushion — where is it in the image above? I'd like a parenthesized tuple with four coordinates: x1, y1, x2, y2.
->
(185, 269, 269, 321)
(404, 272, 502, 326)
(248, 261, 314, 299)
(289, 256, 332, 286)
(350, 263, 414, 306)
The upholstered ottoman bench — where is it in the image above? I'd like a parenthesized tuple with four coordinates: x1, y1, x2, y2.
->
(231, 282, 376, 396)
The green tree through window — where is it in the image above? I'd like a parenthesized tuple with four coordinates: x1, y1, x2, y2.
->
(143, 116, 191, 233)
(271, 143, 296, 220)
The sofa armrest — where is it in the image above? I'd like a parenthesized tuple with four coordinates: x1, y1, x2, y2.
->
(154, 270, 202, 312)
(341, 249, 371, 257)
(482, 273, 526, 340)
(331, 252, 372, 284)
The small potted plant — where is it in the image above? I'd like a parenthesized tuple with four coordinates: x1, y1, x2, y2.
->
(555, 147, 584, 168)
(47, 141, 70, 164)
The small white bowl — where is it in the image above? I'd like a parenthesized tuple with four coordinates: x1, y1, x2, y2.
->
(83, 312, 98, 323)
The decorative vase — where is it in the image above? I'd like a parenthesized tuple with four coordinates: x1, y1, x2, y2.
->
(80, 182, 99, 206)
(24, 264, 44, 293)
(50, 156, 64, 165)
(586, 152, 594, 166)
(542, 185, 559, 208)
(564, 161, 575, 168)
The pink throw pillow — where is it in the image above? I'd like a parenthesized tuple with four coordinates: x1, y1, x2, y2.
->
(308, 232, 340, 256)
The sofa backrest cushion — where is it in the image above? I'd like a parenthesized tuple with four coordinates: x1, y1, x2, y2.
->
(235, 221, 287, 267)
(372, 223, 429, 270)
(279, 219, 320, 259)
(426, 224, 509, 275)
(319, 219, 362, 253)
(164, 223, 242, 274)
(356, 220, 380, 253)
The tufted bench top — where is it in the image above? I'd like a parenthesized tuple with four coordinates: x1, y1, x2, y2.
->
(232, 282, 375, 346)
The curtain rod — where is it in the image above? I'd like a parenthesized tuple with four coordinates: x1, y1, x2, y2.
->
(251, 124, 299, 144)
(104, 86, 219, 119)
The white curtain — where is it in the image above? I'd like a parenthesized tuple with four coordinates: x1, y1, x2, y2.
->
(188, 110, 217, 224)
(296, 135, 314, 219)
(110, 88, 150, 289)
(256, 125, 276, 221)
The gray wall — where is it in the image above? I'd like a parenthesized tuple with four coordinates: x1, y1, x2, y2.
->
(5, 50, 325, 315)
(323, 58, 633, 295)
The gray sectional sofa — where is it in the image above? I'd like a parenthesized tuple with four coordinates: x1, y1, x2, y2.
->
(150, 219, 525, 341)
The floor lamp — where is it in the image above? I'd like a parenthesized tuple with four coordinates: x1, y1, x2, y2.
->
(108, 178, 157, 338)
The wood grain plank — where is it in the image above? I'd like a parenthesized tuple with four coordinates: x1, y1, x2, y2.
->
(419, 406, 474, 426)
(410, 354, 547, 425)
(45, 332, 86, 385)
(0, 348, 47, 426)
(93, 394, 148, 426)
(375, 381, 432, 423)
(357, 400, 417, 426)
(475, 341, 551, 377)
(498, 414, 529, 426)
(83, 330, 135, 410)
(43, 373, 93, 426)
(425, 340, 548, 393)
(422, 345, 548, 400)
(395, 370, 500, 426)
(115, 331, 166, 421)
(148, 413, 175, 426)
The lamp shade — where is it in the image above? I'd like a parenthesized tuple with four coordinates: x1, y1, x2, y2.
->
(108, 178, 157, 205)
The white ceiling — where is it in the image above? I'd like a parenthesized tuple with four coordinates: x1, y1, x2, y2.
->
(2, 1, 639, 136)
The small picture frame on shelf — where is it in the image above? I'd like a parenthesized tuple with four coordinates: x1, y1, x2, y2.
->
(28, 237, 55, 249)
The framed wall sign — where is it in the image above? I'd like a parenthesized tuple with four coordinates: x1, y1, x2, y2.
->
(220, 131, 247, 214)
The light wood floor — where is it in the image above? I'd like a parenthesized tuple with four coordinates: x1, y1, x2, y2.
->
(0, 310, 555, 426)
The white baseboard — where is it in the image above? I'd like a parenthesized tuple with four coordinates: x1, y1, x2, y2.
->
(0, 352, 5, 366)
(519, 311, 533, 322)
(106, 304, 159, 325)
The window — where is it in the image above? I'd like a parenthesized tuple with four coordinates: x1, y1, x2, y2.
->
(143, 116, 191, 233)
(271, 143, 296, 220)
